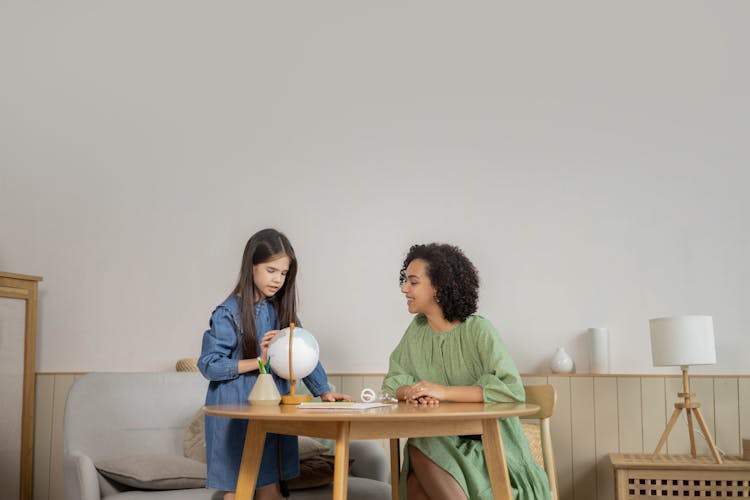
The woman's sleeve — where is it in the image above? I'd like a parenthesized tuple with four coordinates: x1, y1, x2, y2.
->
(474, 323, 526, 404)
(197, 306, 241, 381)
(382, 336, 415, 396)
(301, 361, 331, 397)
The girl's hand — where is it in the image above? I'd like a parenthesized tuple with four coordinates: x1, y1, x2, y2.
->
(404, 381, 446, 403)
(259, 330, 281, 362)
(319, 391, 356, 402)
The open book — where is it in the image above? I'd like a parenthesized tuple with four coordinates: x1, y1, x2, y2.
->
(296, 401, 394, 410)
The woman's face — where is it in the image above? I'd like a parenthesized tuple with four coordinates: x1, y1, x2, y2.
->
(400, 258, 439, 315)
(252, 254, 291, 300)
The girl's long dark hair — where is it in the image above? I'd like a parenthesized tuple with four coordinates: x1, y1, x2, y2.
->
(232, 228, 298, 359)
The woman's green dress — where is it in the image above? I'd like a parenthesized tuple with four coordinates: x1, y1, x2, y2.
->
(382, 314, 550, 500)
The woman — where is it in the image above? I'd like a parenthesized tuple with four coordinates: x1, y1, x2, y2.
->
(382, 243, 550, 500)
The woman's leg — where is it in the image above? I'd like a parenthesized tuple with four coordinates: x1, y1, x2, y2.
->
(408, 445, 467, 500)
(223, 482, 282, 500)
(406, 471, 430, 500)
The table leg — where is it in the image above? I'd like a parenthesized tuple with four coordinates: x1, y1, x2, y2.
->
(333, 422, 351, 500)
(481, 418, 513, 500)
(389, 438, 401, 500)
(235, 422, 267, 500)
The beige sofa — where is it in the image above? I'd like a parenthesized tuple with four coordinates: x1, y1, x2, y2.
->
(63, 372, 391, 500)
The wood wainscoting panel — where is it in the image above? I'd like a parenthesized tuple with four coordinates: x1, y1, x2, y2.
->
(571, 377, 596, 500)
(617, 377, 643, 453)
(739, 378, 750, 450)
(33, 375, 54, 500)
(33, 373, 750, 500)
(521, 376, 548, 386)
(713, 378, 740, 456)
(594, 377, 619, 500)
(49, 375, 76, 500)
(549, 376, 573, 500)
(641, 377, 666, 453)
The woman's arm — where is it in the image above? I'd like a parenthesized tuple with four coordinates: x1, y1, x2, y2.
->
(475, 323, 525, 403)
(399, 382, 483, 403)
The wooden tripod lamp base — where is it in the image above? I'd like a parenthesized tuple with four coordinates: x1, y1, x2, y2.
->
(651, 367, 722, 464)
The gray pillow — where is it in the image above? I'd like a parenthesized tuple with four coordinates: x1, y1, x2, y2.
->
(95, 455, 206, 490)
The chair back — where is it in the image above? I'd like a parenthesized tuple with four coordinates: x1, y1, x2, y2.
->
(523, 384, 559, 500)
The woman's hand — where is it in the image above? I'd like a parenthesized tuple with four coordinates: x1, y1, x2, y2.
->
(259, 330, 281, 362)
(404, 381, 446, 404)
(319, 391, 355, 402)
(410, 395, 440, 406)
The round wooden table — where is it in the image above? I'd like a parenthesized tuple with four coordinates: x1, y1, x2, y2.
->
(204, 401, 539, 500)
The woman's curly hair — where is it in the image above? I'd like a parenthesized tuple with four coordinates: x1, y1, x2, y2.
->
(399, 243, 480, 323)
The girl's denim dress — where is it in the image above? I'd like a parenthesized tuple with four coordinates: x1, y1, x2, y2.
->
(198, 295, 330, 490)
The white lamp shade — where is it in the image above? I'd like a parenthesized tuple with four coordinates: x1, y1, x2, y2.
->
(649, 315, 716, 366)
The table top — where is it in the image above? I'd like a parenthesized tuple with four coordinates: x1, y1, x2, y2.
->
(204, 401, 539, 422)
(609, 453, 750, 471)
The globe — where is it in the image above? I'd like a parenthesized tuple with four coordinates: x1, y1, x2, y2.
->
(267, 326, 320, 381)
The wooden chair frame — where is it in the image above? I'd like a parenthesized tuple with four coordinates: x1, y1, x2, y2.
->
(523, 384, 559, 500)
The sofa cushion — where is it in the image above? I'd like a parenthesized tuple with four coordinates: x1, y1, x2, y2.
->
(95, 455, 206, 490)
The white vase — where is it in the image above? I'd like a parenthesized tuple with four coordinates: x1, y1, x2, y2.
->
(551, 347, 574, 373)
(588, 327, 610, 374)
(248, 373, 281, 405)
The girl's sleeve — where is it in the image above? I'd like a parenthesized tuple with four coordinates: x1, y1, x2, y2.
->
(382, 336, 415, 396)
(197, 306, 241, 381)
(474, 323, 526, 404)
(301, 361, 331, 397)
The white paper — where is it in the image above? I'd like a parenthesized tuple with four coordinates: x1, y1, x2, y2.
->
(297, 402, 394, 410)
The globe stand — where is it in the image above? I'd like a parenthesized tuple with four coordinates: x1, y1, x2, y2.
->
(280, 323, 312, 405)
(280, 383, 311, 405)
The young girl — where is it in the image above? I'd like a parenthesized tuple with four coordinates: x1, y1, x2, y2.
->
(198, 228, 352, 500)
(383, 243, 550, 500)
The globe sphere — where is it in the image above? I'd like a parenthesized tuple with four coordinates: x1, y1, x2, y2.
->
(267, 326, 320, 380)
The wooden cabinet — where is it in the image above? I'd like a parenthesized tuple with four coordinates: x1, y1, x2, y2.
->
(0, 272, 42, 500)
(610, 453, 750, 499)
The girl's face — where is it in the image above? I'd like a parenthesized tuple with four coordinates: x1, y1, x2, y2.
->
(252, 254, 291, 300)
(400, 258, 440, 315)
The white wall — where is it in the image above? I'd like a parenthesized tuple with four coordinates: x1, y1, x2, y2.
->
(2, 1, 748, 374)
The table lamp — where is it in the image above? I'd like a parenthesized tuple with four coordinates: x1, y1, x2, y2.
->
(649, 315, 722, 463)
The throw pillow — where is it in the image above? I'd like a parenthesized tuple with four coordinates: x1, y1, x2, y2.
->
(184, 409, 206, 463)
(287, 455, 353, 490)
(95, 455, 206, 490)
